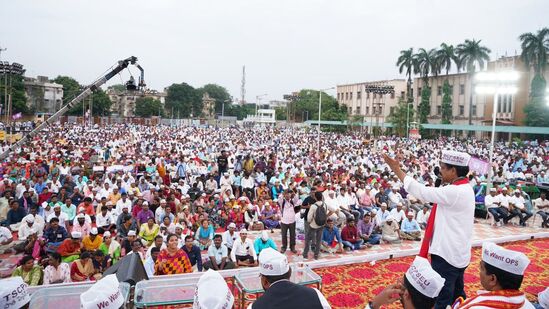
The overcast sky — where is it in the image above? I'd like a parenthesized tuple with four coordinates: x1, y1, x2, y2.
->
(1, 0, 547, 102)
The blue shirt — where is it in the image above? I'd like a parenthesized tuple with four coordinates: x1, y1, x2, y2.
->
(322, 226, 342, 244)
(182, 245, 203, 271)
(401, 219, 421, 233)
(253, 238, 277, 254)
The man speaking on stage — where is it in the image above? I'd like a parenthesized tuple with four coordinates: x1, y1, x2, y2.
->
(383, 150, 475, 309)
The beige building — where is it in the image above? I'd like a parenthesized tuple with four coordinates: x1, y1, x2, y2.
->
(24, 76, 63, 114)
(337, 79, 407, 127)
(107, 88, 166, 117)
(412, 73, 487, 126)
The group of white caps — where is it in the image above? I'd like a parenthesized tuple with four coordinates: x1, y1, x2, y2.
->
(0, 241, 536, 309)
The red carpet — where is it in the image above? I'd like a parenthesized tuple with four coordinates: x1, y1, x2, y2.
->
(315, 239, 549, 309)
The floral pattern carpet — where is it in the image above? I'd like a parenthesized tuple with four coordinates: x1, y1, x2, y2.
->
(314, 239, 549, 309)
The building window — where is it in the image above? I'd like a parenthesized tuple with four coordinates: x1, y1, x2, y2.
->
(437, 86, 442, 96)
(459, 84, 465, 95)
(390, 92, 395, 99)
(355, 107, 361, 114)
(366, 92, 370, 99)
(345, 93, 348, 100)
(436, 105, 441, 115)
(459, 105, 464, 115)
(449, 85, 454, 94)
(400, 91, 405, 98)
(350, 92, 353, 100)
(357, 91, 361, 100)
(348, 106, 352, 113)
(390, 106, 395, 115)
(471, 105, 477, 116)
(366, 106, 369, 115)
(373, 93, 377, 99)
(417, 87, 422, 96)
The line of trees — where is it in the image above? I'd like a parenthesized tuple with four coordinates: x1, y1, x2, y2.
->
(393, 27, 549, 137)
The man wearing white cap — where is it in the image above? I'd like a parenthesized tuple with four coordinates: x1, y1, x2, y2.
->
(193, 269, 234, 309)
(249, 248, 330, 309)
(485, 187, 506, 226)
(451, 242, 534, 308)
(222, 222, 238, 254)
(384, 150, 475, 308)
(367, 256, 445, 309)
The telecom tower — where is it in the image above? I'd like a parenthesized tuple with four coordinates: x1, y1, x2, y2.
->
(240, 65, 246, 105)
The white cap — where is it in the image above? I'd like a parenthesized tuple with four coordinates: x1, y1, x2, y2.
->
(228, 223, 236, 229)
(405, 256, 445, 298)
(90, 227, 98, 235)
(128, 230, 137, 237)
(41, 201, 49, 208)
(142, 201, 149, 206)
(261, 230, 269, 241)
(103, 231, 111, 238)
(482, 242, 530, 275)
(80, 274, 124, 309)
(381, 202, 387, 207)
(440, 150, 471, 167)
(121, 204, 129, 209)
(160, 199, 167, 203)
(489, 188, 496, 192)
(77, 213, 85, 219)
(175, 223, 184, 230)
(71, 231, 82, 239)
(0, 277, 30, 309)
(370, 209, 378, 215)
(392, 185, 399, 190)
(258, 248, 290, 276)
(538, 287, 549, 309)
(192, 269, 234, 309)
(25, 216, 34, 224)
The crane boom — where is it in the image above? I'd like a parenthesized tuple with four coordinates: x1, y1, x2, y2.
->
(0, 56, 142, 160)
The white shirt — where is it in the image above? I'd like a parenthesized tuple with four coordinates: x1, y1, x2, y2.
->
(416, 210, 430, 225)
(18, 223, 35, 241)
(222, 230, 238, 249)
(484, 194, 499, 209)
(404, 176, 474, 268)
(22, 214, 45, 236)
(533, 197, 549, 211)
(144, 257, 155, 278)
(0, 226, 12, 243)
(230, 237, 256, 261)
(497, 194, 510, 209)
(116, 199, 132, 214)
(96, 212, 114, 228)
(47, 212, 69, 228)
(241, 177, 255, 189)
(509, 195, 525, 210)
(389, 208, 406, 222)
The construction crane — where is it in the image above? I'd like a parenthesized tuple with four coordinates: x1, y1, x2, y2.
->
(0, 56, 145, 160)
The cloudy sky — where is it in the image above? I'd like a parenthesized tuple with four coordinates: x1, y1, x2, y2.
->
(1, 0, 546, 102)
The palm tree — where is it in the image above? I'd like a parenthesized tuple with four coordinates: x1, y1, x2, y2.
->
(436, 43, 459, 76)
(396, 48, 417, 102)
(456, 39, 491, 125)
(519, 27, 549, 79)
(414, 48, 439, 84)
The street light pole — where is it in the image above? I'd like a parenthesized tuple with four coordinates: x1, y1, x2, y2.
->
(487, 91, 498, 190)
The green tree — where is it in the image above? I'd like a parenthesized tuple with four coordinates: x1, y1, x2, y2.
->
(387, 98, 414, 137)
(196, 84, 232, 114)
(456, 39, 491, 126)
(441, 81, 453, 136)
(292, 89, 347, 122)
(89, 89, 112, 116)
(0, 73, 28, 115)
(418, 87, 431, 137)
(523, 75, 549, 127)
(396, 48, 417, 102)
(53, 76, 83, 116)
(436, 43, 460, 75)
(519, 28, 549, 79)
(165, 83, 201, 117)
(135, 97, 164, 117)
(274, 107, 287, 120)
(414, 48, 439, 84)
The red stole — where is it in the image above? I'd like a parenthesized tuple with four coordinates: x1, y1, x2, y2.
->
(419, 178, 470, 258)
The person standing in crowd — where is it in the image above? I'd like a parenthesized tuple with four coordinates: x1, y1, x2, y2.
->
(278, 190, 298, 254)
(384, 150, 474, 309)
(248, 248, 330, 309)
(304, 191, 327, 260)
